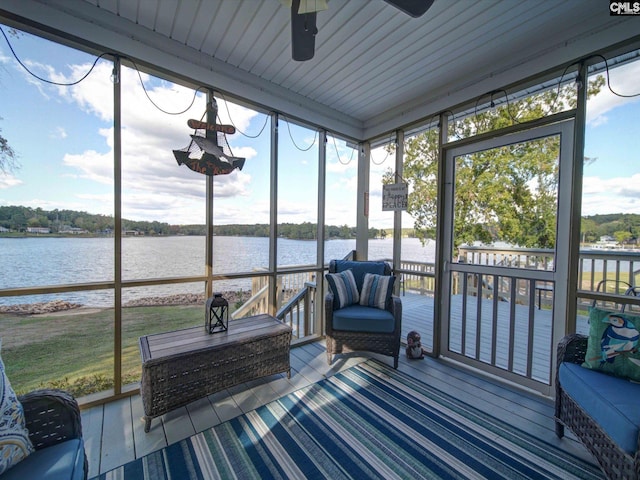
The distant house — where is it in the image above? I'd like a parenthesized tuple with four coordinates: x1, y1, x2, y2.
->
(0, 226, 9, 233)
(593, 235, 620, 250)
(60, 226, 87, 234)
(26, 227, 51, 234)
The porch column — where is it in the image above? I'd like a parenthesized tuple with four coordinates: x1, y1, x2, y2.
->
(112, 55, 122, 395)
(562, 61, 588, 335)
(434, 112, 449, 358)
(269, 112, 279, 316)
(356, 142, 370, 260)
(317, 130, 327, 267)
(317, 130, 327, 335)
(205, 90, 215, 299)
(393, 130, 403, 286)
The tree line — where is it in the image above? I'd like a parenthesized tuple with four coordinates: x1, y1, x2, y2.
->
(385, 75, 611, 250)
(0, 206, 381, 239)
(1, 205, 638, 244)
(582, 213, 640, 245)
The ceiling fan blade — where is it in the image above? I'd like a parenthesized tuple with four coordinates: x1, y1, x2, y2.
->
(383, 0, 435, 18)
(291, 0, 317, 61)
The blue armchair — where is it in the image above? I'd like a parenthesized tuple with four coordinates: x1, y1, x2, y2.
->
(325, 260, 402, 368)
(3, 390, 87, 480)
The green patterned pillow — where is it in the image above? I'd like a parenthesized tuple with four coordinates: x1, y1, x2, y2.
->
(582, 307, 640, 382)
(0, 340, 35, 475)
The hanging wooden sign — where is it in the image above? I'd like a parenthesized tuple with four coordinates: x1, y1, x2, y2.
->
(382, 182, 408, 211)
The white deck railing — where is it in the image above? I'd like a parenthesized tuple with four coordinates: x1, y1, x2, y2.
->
(234, 247, 640, 389)
(232, 268, 317, 339)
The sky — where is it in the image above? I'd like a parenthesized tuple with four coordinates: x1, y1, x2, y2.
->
(582, 64, 640, 216)
(0, 25, 639, 229)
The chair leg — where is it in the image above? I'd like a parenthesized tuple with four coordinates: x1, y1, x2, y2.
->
(555, 420, 564, 438)
(393, 356, 398, 369)
(144, 416, 152, 433)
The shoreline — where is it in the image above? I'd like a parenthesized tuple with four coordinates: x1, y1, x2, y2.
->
(0, 291, 252, 316)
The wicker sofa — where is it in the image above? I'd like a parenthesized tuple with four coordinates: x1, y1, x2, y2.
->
(325, 260, 402, 368)
(3, 389, 87, 480)
(555, 334, 640, 480)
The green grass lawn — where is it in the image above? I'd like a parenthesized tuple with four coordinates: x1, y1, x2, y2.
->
(578, 271, 634, 290)
(1, 269, 634, 398)
(1, 305, 203, 397)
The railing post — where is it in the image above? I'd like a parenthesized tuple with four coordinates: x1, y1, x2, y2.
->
(304, 288, 310, 337)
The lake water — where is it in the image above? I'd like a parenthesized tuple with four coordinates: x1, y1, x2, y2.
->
(5, 236, 632, 308)
(0, 236, 435, 307)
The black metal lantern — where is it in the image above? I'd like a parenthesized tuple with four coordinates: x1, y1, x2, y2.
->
(205, 293, 228, 334)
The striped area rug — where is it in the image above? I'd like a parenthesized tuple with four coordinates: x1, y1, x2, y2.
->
(93, 361, 602, 479)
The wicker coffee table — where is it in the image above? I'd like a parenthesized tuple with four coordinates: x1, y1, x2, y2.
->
(139, 314, 292, 432)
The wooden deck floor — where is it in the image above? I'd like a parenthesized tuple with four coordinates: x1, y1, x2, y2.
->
(399, 290, 590, 344)
(80, 338, 601, 478)
(399, 291, 590, 383)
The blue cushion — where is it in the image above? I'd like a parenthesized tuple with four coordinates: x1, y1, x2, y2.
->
(559, 362, 640, 455)
(332, 305, 396, 333)
(326, 269, 360, 309)
(360, 273, 395, 310)
(333, 261, 387, 292)
(1, 438, 85, 480)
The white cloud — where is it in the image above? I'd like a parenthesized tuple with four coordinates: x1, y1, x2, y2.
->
(327, 143, 357, 191)
(3, 38, 392, 228)
(45, 60, 261, 224)
(325, 203, 356, 226)
(587, 61, 640, 126)
(51, 126, 67, 139)
(214, 199, 271, 225)
(18, 59, 55, 100)
(76, 192, 112, 203)
(581, 176, 606, 195)
(63, 148, 113, 185)
(277, 199, 318, 223)
(326, 158, 356, 174)
(327, 174, 356, 193)
(582, 174, 640, 215)
(0, 173, 23, 189)
(53, 62, 115, 121)
(326, 136, 357, 174)
(8, 197, 99, 213)
(228, 146, 257, 161)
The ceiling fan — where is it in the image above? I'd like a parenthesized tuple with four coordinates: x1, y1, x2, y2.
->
(284, 0, 435, 61)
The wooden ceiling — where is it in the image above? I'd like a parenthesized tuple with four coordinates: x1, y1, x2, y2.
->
(1, 0, 638, 140)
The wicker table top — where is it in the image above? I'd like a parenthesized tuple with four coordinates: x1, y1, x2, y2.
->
(139, 314, 291, 363)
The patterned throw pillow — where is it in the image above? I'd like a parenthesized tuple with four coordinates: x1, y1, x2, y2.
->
(332, 260, 387, 292)
(582, 307, 640, 382)
(326, 269, 360, 309)
(359, 273, 395, 310)
(0, 340, 35, 475)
